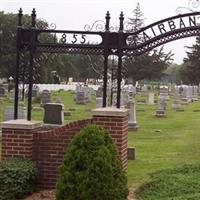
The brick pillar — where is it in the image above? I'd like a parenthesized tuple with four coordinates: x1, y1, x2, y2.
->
(1, 119, 43, 160)
(92, 107, 128, 169)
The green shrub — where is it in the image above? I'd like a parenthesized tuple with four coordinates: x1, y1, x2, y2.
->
(56, 124, 128, 200)
(0, 158, 37, 200)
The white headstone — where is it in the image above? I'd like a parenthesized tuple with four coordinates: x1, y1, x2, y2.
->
(148, 92, 154, 105)
(155, 96, 166, 117)
(127, 99, 138, 131)
(96, 97, 103, 108)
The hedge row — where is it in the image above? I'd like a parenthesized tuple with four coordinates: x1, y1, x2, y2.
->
(0, 158, 37, 200)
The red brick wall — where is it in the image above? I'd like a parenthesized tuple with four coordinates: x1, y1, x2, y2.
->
(33, 119, 91, 188)
(1, 114, 128, 189)
(2, 128, 36, 160)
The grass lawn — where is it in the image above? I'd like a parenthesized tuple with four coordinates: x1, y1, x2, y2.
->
(127, 98, 200, 191)
(136, 163, 200, 200)
(1, 91, 200, 199)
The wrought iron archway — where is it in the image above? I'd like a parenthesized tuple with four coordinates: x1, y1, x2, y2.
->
(14, 7, 200, 121)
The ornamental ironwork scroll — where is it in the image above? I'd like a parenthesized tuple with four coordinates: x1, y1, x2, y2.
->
(14, 6, 200, 121)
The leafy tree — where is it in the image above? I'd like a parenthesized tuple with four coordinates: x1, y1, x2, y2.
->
(0, 11, 18, 78)
(127, 2, 144, 45)
(179, 37, 200, 84)
(124, 3, 173, 84)
(164, 63, 182, 84)
(0, 11, 55, 83)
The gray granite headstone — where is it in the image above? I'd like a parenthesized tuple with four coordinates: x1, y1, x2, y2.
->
(3, 106, 27, 121)
(76, 91, 87, 104)
(148, 92, 154, 105)
(0, 87, 6, 97)
(121, 93, 129, 107)
(159, 86, 169, 100)
(96, 86, 103, 97)
(82, 86, 90, 102)
(155, 96, 166, 117)
(127, 100, 138, 131)
(32, 85, 39, 97)
(127, 147, 136, 160)
(96, 97, 103, 108)
(43, 103, 64, 125)
(192, 86, 198, 101)
(172, 98, 181, 111)
(41, 90, 51, 106)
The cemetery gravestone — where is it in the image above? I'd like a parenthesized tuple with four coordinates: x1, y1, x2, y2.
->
(121, 93, 129, 107)
(181, 86, 190, 104)
(96, 97, 103, 108)
(127, 100, 138, 131)
(82, 86, 90, 102)
(0, 87, 6, 97)
(76, 91, 86, 104)
(172, 98, 181, 111)
(96, 86, 103, 98)
(148, 92, 154, 105)
(41, 90, 51, 106)
(141, 85, 148, 92)
(75, 83, 81, 93)
(159, 86, 169, 100)
(3, 106, 27, 121)
(43, 103, 64, 125)
(127, 147, 136, 160)
(155, 96, 166, 117)
(192, 86, 198, 101)
(32, 85, 39, 97)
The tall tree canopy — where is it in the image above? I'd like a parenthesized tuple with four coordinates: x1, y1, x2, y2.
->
(124, 3, 173, 84)
(0, 11, 104, 83)
(179, 37, 200, 84)
(0, 11, 55, 82)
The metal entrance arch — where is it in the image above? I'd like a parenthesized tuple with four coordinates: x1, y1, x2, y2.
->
(14, 9, 200, 120)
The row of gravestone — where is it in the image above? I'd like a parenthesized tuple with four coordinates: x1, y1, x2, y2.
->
(0, 87, 7, 97)
(75, 86, 93, 104)
(3, 103, 64, 125)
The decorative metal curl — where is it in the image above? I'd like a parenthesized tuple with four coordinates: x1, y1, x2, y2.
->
(108, 21, 139, 32)
(84, 20, 105, 31)
(124, 21, 139, 32)
(36, 18, 56, 30)
(109, 26, 120, 32)
(49, 23, 56, 30)
(176, 0, 200, 14)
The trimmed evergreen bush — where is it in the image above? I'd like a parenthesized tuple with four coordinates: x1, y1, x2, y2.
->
(0, 158, 37, 200)
(56, 124, 128, 200)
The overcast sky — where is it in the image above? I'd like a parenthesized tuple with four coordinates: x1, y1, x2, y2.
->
(1, 0, 199, 64)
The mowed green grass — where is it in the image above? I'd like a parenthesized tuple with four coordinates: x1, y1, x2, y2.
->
(1, 91, 200, 198)
(127, 98, 200, 189)
(0, 90, 96, 122)
(136, 163, 200, 200)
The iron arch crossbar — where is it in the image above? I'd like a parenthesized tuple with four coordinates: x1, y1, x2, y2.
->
(123, 12, 200, 56)
(14, 8, 200, 121)
(124, 27, 200, 56)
